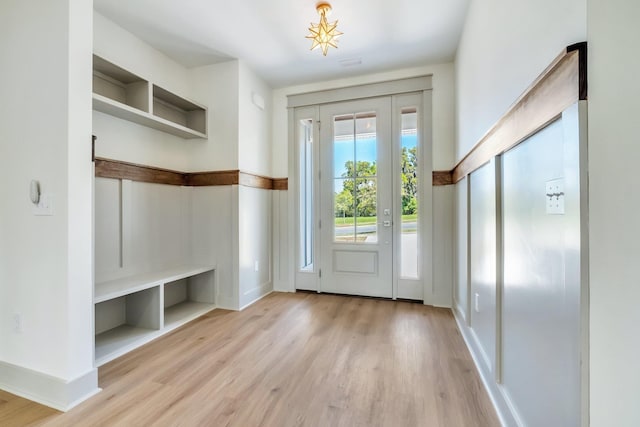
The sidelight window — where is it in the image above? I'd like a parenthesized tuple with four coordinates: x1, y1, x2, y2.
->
(299, 118, 314, 270)
(400, 108, 419, 279)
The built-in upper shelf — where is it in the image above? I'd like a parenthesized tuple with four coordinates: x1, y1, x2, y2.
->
(92, 54, 207, 139)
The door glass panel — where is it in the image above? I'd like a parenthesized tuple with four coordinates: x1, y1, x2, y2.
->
(334, 178, 354, 242)
(333, 112, 378, 244)
(400, 108, 418, 278)
(355, 114, 377, 170)
(299, 118, 314, 271)
(356, 178, 377, 243)
(333, 116, 355, 177)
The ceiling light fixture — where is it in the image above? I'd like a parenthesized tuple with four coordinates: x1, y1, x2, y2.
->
(306, 2, 343, 56)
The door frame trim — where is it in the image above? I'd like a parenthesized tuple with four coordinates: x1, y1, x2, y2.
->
(287, 76, 433, 108)
(288, 77, 434, 304)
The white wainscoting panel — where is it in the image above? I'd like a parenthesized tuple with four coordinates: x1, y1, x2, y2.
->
(95, 178, 191, 283)
(190, 185, 235, 309)
(469, 159, 498, 374)
(501, 116, 582, 427)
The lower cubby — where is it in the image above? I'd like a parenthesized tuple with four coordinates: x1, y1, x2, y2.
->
(95, 286, 161, 364)
(163, 270, 216, 330)
(94, 266, 216, 366)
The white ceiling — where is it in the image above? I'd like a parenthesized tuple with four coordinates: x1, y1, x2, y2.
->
(94, 0, 469, 88)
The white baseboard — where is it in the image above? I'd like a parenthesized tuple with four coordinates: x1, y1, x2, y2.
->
(215, 295, 238, 311)
(273, 280, 294, 293)
(432, 303, 453, 308)
(469, 328, 493, 373)
(239, 282, 273, 310)
(455, 301, 467, 323)
(0, 361, 100, 411)
(451, 309, 520, 427)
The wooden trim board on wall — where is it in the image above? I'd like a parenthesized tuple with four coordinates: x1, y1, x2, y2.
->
(239, 172, 274, 190)
(273, 178, 288, 191)
(95, 158, 185, 186)
(95, 43, 586, 191)
(95, 157, 452, 189)
(433, 170, 454, 186)
(94, 158, 288, 190)
(184, 170, 239, 186)
(451, 42, 587, 183)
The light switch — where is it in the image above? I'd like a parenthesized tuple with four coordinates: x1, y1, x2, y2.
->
(545, 179, 565, 215)
(33, 193, 54, 216)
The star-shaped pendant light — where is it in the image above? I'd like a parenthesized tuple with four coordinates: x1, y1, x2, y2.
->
(306, 2, 343, 56)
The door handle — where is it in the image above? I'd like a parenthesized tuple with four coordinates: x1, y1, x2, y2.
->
(382, 220, 392, 227)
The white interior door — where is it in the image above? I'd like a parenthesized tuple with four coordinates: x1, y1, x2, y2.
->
(319, 98, 392, 297)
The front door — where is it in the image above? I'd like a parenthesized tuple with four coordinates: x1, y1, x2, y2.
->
(319, 98, 393, 297)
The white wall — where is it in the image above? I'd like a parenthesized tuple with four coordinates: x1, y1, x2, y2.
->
(1, 0, 69, 378)
(0, 0, 96, 408)
(190, 186, 237, 310)
(238, 61, 273, 177)
(93, 13, 275, 313)
(237, 63, 274, 308)
(432, 186, 454, 306)
(238, 186, 272, 309)
(92, 14, 238, 308)
(94, 179, 191, 283)
(67, 0, 96, 383)
(453, 176, 468, 320)
(94, 14, 276, 177)
(271, 190, 289, 292)
(272, 63, 455, 177)
(501, 114, 583, 426)
(93, 13, 245, 173)
(189, 61, 240, 172)
(587, 0, 640, 425)
(454, 0, 588, 424)
(455, 0, 586, 160)
(94, 13, 189, 96)
(468, 160, 497, 375)
(93, 12, 193, 171)
(455, 0, 640, 424)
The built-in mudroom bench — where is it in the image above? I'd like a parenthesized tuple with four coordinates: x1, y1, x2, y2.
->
(90, 46, 278, 367)
(92, 173, 220, 367)
(94, 265, 216, 366)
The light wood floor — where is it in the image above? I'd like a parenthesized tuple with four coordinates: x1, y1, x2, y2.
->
(0, 292, 499, 427)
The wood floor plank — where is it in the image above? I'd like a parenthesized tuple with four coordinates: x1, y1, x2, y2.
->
(1, 292, 499, 426)
(0, 390, 58, 427)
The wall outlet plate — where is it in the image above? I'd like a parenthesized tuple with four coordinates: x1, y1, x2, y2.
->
(13, 313, 22, 334)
